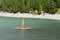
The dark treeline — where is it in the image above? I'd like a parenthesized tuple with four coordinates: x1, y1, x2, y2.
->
(0, 0, 60, 14)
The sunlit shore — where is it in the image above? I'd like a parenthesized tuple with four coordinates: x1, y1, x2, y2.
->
(0, 11, 60, 20)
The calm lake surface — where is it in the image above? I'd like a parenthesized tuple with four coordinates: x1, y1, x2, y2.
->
(0, 17, 60, 40)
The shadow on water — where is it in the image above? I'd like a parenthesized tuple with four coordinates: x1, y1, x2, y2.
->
(0, 17, 60, 40)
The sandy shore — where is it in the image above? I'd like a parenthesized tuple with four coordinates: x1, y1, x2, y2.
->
(0, 11, 60, 20)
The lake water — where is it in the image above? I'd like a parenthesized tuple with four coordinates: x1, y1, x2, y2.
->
(0, 17, 60, 40)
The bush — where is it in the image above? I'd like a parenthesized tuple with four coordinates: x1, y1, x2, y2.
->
(56, 8, 60, 14)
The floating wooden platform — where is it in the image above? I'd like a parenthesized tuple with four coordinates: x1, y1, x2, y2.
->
(15, 27, 31, 30)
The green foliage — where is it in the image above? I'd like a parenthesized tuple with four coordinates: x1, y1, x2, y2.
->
(25, 0, 31, 13)
(55, 0, 60, 8)
(43, 0, 56, 14)
(0, 0, 59, 14)
(56, 8, 60, 14)
(38, 0, 43, 14)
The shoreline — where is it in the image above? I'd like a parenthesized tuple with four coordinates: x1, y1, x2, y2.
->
(0, 12, 60, 20)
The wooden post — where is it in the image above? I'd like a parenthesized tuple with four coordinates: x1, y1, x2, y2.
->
(22, 19, 24, 27)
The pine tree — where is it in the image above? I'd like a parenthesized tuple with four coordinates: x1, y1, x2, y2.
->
(19, 0, 25, 13)
(56, 0, 60, 8)
(43, 0, 56, 14)
(0, 0, 58, 14)
(38, 0, 43, 14)
(26, 0, 31, 12)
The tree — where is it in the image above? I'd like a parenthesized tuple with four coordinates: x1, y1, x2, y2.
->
(0, 0, 58, 14)
(38, 0, 43, 14)
(43, 0, 57, 14)
(19, 0, 25, 13)
(55, 0, 60, 8)
(25, 0, 31, 13)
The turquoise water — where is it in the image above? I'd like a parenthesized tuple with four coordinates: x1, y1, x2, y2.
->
(0, 17, 60, 40)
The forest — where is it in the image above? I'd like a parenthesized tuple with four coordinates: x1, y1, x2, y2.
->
(0, 0, 60, 14)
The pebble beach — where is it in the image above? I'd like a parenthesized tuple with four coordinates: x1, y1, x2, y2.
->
(0, 11, 60, 20)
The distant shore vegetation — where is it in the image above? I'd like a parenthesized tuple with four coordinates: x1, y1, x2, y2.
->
(0, 0, 60, 14)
